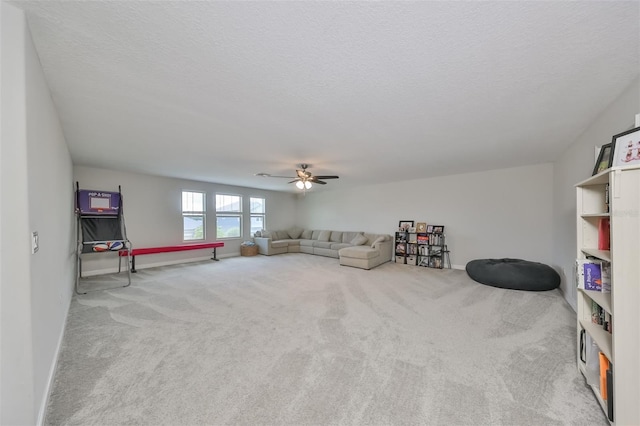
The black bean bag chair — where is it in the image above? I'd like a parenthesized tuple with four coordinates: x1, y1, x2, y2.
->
(466, 258, 560, 291)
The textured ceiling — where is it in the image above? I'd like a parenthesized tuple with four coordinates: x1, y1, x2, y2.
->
(13, 1, 640, 192)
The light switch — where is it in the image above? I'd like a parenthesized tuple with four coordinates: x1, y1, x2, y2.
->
(32, 231, 39, 254)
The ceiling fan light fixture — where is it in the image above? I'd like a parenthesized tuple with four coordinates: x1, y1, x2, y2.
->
(258, 164, 338, 189)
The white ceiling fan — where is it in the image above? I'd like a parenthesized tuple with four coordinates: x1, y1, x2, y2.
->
(256, 163, 339, 189)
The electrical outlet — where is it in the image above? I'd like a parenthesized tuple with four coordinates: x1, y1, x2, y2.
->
(32, 231, 39, 254)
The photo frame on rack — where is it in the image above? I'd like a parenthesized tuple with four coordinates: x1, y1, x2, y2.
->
(592, 142, 614, 175)
(398, 220, 414, 232)
(432, 225, 444, 234)
(612, 126, 640, 167)
(426, 225, 434, 233)
(416, 222, 427, 233)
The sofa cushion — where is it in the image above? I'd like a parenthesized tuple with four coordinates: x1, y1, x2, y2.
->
(351, 234, 368, 246)
(262, 230, 273, 239)
(272, 240, 289, 248)
(339, 246, 380, 260)
(287, 227, 303, 239)
(318, 230, 331, 242)
(331, 243, 352, 251)
(330, 231, 343, 242)
(299, 239, 315, 247)
(301, 229, 312, 239)
(313, 241, 333, 249)
(311, 230, 322, 240)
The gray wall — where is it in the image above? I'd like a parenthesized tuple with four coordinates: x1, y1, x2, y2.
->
(296, 163, 554, 269)
(74, 166, 298, 273)
(1, 3, 74, 424)
(553, 77, 639, 309)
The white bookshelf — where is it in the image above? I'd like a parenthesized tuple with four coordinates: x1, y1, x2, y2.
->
(576, 166, 640, 425)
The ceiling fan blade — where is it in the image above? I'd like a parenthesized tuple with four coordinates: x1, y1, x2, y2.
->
(288, 179, 301, 184)
(313, 180, 327, 185)
(255, 173, 296, 179)
(313, 175, 339, 180)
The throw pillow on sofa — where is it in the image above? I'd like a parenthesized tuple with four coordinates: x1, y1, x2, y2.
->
(287, 227, 303, 239)
(275, 230, 289, 240)
(301, 229, 312, 239)
(262, 230, 272, 239)
(318, 230, 331, 242)
(351, 234, 368, 246)
(371, 236, 387, 248)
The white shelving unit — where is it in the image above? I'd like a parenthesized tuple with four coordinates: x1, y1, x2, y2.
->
(576, 166, 640, 425)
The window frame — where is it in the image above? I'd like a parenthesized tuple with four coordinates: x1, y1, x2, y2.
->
(249, 197, 266, 236)
(181, 190, 206, 242)
(215, 193, 243, 240)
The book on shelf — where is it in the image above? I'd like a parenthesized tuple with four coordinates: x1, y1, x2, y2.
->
(591, 300, 601, 323)
(576, 259, 611, 293)
(428, 233, 444, 246)
(598, 218, 610, 250)
(584, 263, 603, 291)
(590, 300, 613, 333)
(606, 363, 614, 421)
(603, 311, 612, 333)
(599, 352, 609, 401)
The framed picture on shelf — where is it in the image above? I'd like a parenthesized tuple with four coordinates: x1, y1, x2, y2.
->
(592, 142, 614, 175)
(432, 225, 444, 233)
(408, 227, 416, 233)
(426, 225, 433, 233)
(612, 126, 640, 167)
(398, 220, 414, 232)
(416, 222, 427, 233)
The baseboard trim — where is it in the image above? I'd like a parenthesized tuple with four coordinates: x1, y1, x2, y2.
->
(81, 253, 237, 277)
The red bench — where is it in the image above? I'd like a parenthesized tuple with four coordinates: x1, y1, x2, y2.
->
(119, 242, 224, 272)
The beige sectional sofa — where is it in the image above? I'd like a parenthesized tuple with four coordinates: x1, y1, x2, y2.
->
(253, 228, 392, 270)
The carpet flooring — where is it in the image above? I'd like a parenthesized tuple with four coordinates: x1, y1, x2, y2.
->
(46, 254, 606, 425)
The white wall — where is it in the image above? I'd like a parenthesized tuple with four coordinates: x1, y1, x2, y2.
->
(553, 77, 639, 310)
(24, 11, 75, 423)
(74, 166, 298, 273)
(0, 4, 35, 424)
(297, 163, 555, 268)
(1, 3, 74, 424)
